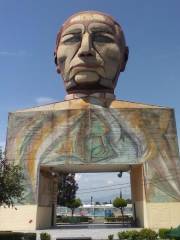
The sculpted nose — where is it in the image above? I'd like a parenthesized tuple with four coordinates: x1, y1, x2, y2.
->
(78, 33, 94, 57)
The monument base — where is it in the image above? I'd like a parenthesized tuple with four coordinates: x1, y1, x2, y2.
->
(133, 201, 180, 228)
(3, 97, 180, 230)
(36, 206, 54, 229)
(0, 205, 37, 231)
(145, 202, 180, 228)
(0, 205, 54, 231)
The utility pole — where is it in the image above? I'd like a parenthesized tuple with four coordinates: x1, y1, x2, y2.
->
(120, 189, 122, 198)
(91, 196, 93, 205)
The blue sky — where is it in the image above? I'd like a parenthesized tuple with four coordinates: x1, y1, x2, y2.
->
(0, 0, 180, 202)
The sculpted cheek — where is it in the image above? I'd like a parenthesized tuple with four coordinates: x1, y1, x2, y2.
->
(96, 44, 121, 63)
(57, 45, 79, 76)
(95, 44, 121, 80)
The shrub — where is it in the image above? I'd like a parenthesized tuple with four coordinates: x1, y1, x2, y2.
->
(0, 232, 36, 240)
(139, 228, 158, 240)
(56, 216, 92, 223)
(127, 230, 140, 240)
(40, 232, 51, 240)
(118, 231, 130, 240)
(108, 234, 114, 240)
(105, 216, 132, 223)
(159, 228, 171, 239)
(118, 230, 140, 240)
(24, 233, 36, 240)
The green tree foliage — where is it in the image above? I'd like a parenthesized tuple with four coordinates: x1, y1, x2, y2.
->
(57, 173, 78, 206)
(0, 147, 24, 207)
(65, 198, 82, 216)
(113, 197, 127, 224)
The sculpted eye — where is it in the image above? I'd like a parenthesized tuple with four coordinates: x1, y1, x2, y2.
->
(63, 34, 81, 44)
(92, 34, 114, 43)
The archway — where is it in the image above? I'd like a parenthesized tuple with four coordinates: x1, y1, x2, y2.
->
(57, 171, 132, 226)
(2, 98, 180, 230)
(38, 164, 145, 228)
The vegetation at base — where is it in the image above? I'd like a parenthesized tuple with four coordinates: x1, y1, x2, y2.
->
(40, 232, 51, 240)
(0, 232, 36, 240)
(159, 228, 171, 239)
(57, 215, 92, 223)
(165, 225, 180, 240)
(116, 227, 180, 240)
(0, 147, 25, 207)
(139, 228, 158, 240)
(117, 229, 158, 240)
(118, 230, 140, 240)
(108, 234, 114, 240)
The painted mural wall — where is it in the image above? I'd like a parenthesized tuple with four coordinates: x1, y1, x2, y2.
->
(6, 103, 180, 204)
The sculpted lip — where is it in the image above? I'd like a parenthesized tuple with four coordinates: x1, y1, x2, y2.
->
(70, 64, 102, 71)
(69, 64, 105, 80)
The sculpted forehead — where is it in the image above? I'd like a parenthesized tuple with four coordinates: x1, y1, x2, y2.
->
(61, 22, 114, 36)
(62, 12, 116, 32)
(69, 13, 107, 23)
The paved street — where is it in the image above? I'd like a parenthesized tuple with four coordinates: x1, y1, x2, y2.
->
(35, 225, 140, 240)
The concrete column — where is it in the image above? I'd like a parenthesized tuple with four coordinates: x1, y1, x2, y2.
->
(130, 164, 147, 227)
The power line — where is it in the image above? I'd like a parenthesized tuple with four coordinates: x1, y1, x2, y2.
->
(78, 182, 130, 191)
(77, 174, 180, 195)
(77, 170, 180, 193)
(78, 185, 130, 195)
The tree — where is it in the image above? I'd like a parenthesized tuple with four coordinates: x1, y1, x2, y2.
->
(113, 197, 127, 224)
(66, 198, 82, 216)
(57, 173, 79, 206)
(0, 146, 25, 207)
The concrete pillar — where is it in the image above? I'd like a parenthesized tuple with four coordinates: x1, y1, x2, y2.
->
(130, 164, 147, 227)
(36, 169, 58, 229)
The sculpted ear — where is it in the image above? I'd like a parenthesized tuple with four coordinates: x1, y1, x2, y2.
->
(120, 46, 129, 72)
(56, 65, 61, 74)
(54, 52, 61, 74)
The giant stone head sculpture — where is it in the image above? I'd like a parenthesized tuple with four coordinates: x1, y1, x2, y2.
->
(54, 11, 129, 95)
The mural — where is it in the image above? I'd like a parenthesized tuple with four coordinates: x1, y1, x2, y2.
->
(6, 103, 180, 204)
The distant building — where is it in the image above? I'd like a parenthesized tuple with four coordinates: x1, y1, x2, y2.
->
(56, 204, 132, 217)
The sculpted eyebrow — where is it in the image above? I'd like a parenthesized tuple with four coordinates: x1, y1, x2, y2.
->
(91, 27, 114, 34)
(62, 28, 82, 36)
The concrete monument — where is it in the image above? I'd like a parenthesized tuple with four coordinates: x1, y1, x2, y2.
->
(54, 11, 128, 96)
(1, 11, 180, 230)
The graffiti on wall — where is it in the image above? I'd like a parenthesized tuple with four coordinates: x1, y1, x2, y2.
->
(6, 104, 180, 203)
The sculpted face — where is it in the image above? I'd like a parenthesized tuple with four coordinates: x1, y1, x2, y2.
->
(55, 12, 128, 94)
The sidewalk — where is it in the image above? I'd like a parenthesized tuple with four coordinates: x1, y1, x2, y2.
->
(35, 225, 140, 240)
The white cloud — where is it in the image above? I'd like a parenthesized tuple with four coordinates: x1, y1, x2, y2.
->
(75, 173, 81, 181)
(107, 180, 114, 185)
(35, 97, 56, 105)
(76, 172, 131, 203)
